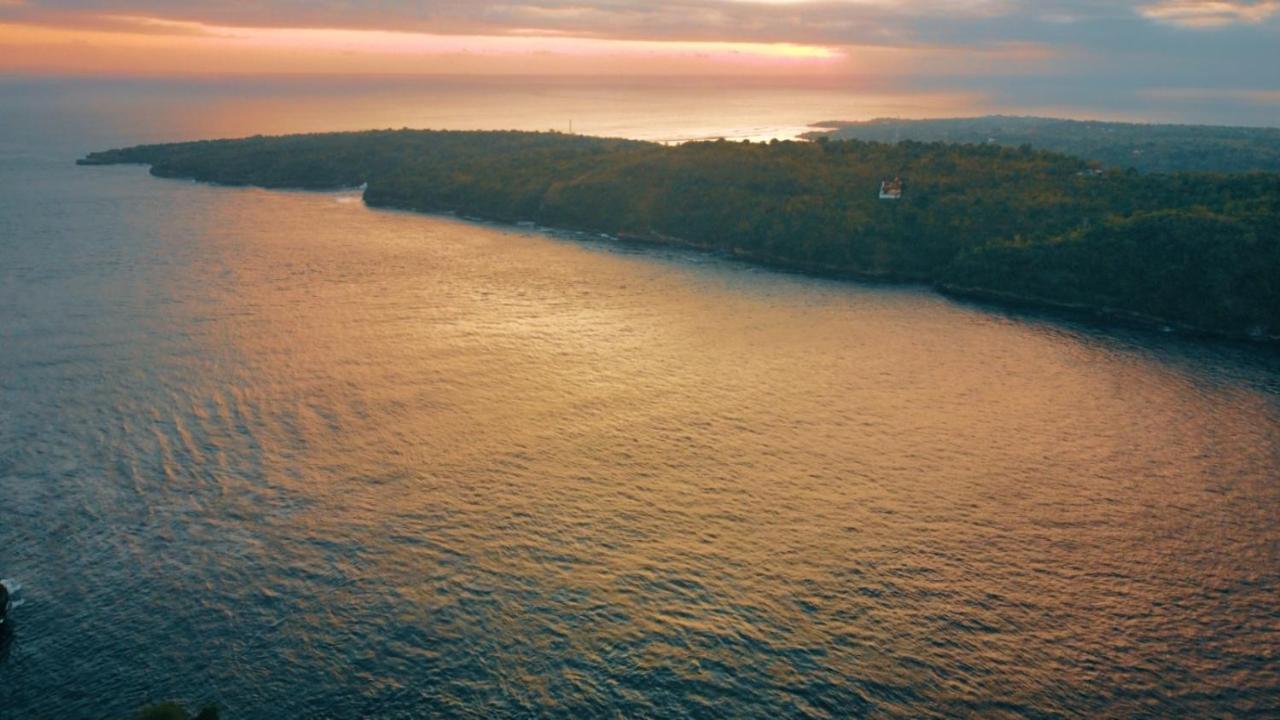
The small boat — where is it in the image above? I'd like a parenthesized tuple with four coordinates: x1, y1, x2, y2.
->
(0, 579, 22, 624)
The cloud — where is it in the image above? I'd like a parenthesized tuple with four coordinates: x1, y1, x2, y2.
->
(3, 1, 1273, 52)
(1, 0, 1277, 103)
(0, 0, 1047, 46)
(1142, 86, 1280, 103)
(1137, 0, 1280, 27)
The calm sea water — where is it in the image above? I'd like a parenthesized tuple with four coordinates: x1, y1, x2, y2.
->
(1, 78, 1279, 719)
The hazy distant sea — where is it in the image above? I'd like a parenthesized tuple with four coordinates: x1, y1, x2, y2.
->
(0, 74, 996, 152)
(1, 76, 1279, 719)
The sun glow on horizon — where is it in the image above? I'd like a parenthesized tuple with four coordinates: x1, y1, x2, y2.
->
(0, 16, 843, 76)
(221, 24, 842, 61)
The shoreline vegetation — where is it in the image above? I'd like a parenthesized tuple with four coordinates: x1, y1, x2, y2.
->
(79, 129, 1280, 343)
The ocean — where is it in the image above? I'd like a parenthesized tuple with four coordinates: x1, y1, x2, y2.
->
(1, 76, 1278, 718)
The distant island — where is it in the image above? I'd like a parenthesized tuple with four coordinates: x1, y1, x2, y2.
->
(80, 130, 1279, 341)
(805, 116, 1280, 174)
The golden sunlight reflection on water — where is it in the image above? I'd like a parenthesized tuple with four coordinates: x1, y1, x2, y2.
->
(2, 170, 1278, 718)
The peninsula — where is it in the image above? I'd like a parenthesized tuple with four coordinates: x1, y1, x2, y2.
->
(80, 130, 1280, 340)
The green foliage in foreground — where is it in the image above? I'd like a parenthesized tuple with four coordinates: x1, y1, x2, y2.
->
(136, 702, 219, 720)
(80, 130, 1280, 338)
(812, 116, 1280, 174)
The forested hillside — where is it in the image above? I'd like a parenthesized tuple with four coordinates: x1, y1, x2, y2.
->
(809, 116, 1280, 174)
(80, 130, 1280, 339)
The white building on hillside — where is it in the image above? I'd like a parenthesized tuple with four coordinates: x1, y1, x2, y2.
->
(879, 177, 903, 200)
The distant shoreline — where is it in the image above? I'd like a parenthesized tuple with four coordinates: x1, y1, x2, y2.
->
(799, 115, 1280, 174)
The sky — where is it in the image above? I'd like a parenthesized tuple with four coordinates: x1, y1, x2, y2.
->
(0, 1, 1277, 121)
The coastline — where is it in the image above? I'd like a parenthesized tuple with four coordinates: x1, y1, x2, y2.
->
(362, 184, 1280, 346)
(86, 158, 1280, 347)
(933, 284, 1280, 344)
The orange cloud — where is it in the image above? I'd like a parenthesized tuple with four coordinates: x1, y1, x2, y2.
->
(0, 11, 1071, 79)
(1138, 0, 1280, 27)
(0, 18, 849, 75)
